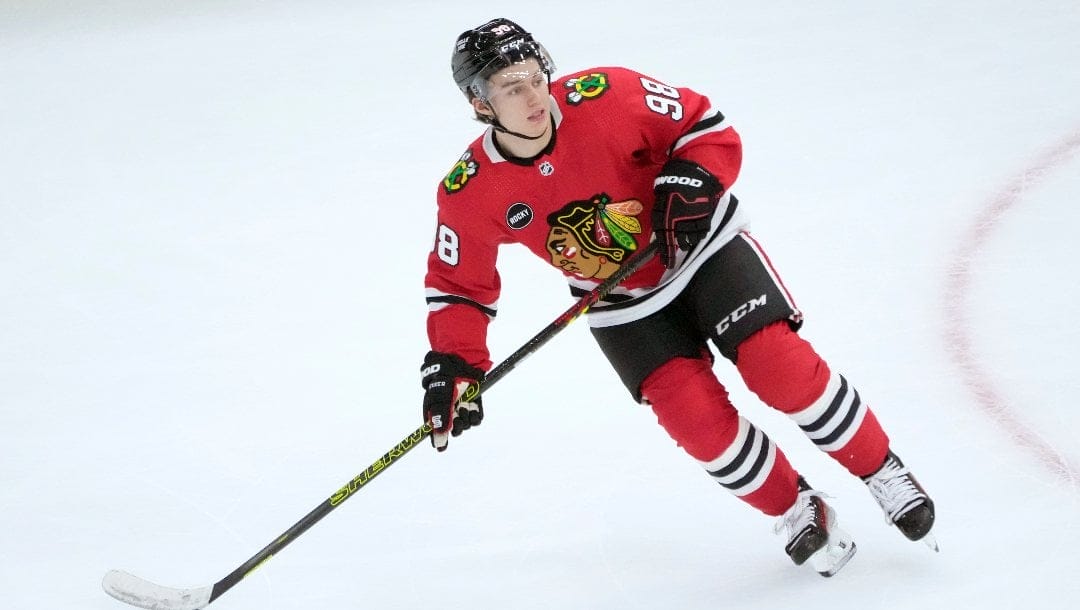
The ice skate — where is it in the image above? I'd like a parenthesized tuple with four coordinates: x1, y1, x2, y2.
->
(864, 450, 938, 551)
(775, 478, 857, 577)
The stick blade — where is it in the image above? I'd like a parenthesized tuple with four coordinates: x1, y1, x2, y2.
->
(102, 570, 213, 610)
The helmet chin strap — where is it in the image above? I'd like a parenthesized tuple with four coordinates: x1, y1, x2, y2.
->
(491, 118, 547, 141)
(480, 101, 548, 141)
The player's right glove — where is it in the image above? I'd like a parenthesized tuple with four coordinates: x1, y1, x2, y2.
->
(651, 158, 725, 268)
(420, 350, 485, 452)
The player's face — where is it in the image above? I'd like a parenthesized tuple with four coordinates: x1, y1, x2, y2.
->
(480, 58, 550, 138)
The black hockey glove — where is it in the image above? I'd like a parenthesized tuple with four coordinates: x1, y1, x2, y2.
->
(651, 158, 725, 268)
(420, 351, 485, 452)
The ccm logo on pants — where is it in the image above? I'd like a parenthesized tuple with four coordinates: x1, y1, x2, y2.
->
(716, 294, 768, 335)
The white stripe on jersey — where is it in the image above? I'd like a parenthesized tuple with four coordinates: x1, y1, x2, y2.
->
(670, 109, 732, 155)
(425, 287, 499, 316)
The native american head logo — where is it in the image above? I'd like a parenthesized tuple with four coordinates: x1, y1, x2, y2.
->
(565, 73, 609, 105)
(545, 193, 643, 279)
(443, 150, 479, 194)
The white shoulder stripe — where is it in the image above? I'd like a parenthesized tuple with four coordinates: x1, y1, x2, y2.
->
(671, 116, 731, 155)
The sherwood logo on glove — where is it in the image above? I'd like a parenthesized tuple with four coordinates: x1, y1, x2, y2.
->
(654, 175, 704, 187)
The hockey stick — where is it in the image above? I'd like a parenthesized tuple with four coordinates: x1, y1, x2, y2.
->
(102, 241, 658, 610)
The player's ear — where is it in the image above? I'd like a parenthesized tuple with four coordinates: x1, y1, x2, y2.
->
(471, 97, 494, 118)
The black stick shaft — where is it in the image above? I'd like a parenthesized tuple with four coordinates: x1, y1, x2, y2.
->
(474, 241, 658, 392)
(206, 242, 657, 604)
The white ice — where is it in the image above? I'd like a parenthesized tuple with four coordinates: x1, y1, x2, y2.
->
(2, 1, 1079, 609)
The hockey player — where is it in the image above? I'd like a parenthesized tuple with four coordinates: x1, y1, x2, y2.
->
(420, 18, 935, 575)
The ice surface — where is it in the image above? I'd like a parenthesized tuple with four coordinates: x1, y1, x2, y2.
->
(2, 1, 1079, 609)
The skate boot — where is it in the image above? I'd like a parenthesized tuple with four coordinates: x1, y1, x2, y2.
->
(775, 478, 857, 577)
(863, 450, 937, 550)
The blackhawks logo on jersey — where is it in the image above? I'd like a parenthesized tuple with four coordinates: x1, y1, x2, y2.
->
(443, 149, 479, 194)
(565, 73, 609, 105)
(545, 193, 643, 279)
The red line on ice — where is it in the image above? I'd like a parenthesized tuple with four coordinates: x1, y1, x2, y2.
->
(943, 128, 1080, 487)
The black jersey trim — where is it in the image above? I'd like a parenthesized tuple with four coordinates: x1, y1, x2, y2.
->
(568, 286, 638, 303)
(686, 111, 726, 135)
(667, 111, 727, 156)
(426, 295, 498, 318)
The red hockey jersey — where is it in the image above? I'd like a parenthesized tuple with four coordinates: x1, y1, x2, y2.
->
(426, 66, 747, 369)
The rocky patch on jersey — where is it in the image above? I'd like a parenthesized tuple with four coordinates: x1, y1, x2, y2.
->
(506, 202, 534, 229)
(443, 150, 479, 194)
(565, 73, 609, 105)
(545, 193, 643, 279)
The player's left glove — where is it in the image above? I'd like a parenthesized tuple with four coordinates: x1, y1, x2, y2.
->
(420, 350, 485, 452)
(651, 158, 725, 268)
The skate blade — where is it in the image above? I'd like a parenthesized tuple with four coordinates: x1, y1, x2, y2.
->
(921, 533, 940, 552)
(810, 538, 857, 577)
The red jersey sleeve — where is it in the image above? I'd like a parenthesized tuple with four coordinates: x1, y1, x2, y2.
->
(424, 176, 504, 371)
(608, 67, 743, 192)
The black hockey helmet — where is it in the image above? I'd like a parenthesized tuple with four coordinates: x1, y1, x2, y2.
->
(451, 18, 556, 101)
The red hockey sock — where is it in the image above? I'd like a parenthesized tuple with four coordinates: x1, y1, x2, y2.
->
(641, 356, 799, 516)
(735, 321, 889, 477)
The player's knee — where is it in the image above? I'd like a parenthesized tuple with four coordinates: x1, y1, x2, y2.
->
(641, 357, 739, 460)
(736, 321, 830, 413)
